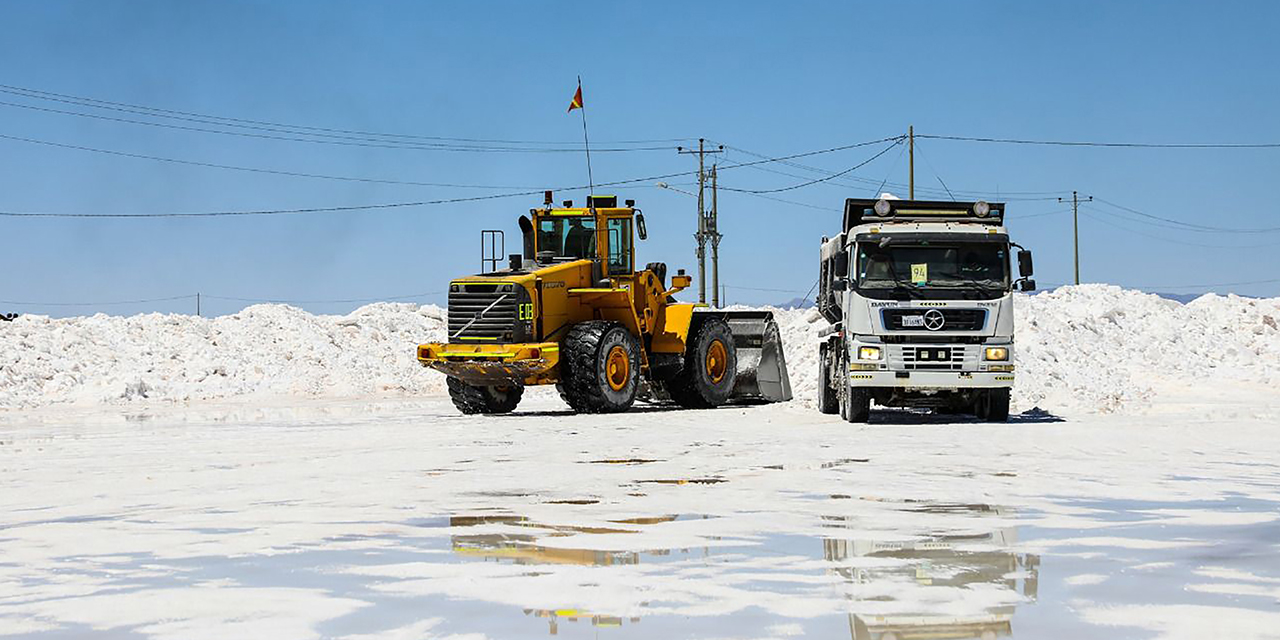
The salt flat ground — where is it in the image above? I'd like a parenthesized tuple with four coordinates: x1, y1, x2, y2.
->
(2, 392, 1279, 640)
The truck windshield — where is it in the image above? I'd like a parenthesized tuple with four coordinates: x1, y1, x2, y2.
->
(857, 242, 1008, 291)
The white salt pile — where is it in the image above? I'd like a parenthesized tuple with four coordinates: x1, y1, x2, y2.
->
(1, 285, 1277, 414)
(0, 303, 448, 409)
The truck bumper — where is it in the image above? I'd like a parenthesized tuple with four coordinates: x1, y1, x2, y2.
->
(848, 370, 1014, 389)
(417, 342, 560, 386)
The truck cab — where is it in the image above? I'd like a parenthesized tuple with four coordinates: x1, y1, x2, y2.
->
(817, 198, 1035, 422)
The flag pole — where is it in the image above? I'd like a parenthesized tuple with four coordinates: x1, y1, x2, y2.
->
(577, 76, 595, 197)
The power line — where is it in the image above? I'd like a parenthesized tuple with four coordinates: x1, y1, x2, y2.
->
(918, 133, 1280, 149)
(716, 142, 1071, 198)
(0, 131, 543, 189)
(1092, 198, 1280, 233)
(911, 139, 956, 201)
(720, 138, 905, 194)
(1078, 210, 1280, 249)
(0, 135, 909, 219)
(0, 294, 196, 307)
(1005, 208, 1072, 220)
(0, 192, 542, 218)
(0, 99, 674, 153)
(0, 82, 689, 147)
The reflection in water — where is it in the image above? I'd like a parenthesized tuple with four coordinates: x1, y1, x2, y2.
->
(825, 505, 1039, 640)
(447, 506, 1038, 637)
(449, 515, 684, 634)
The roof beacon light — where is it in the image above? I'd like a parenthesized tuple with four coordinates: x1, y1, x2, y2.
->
(874, 198, 893, 217)
(973, 200, 991, 218)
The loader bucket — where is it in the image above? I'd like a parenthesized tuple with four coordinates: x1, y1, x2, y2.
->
(702, 310, 793, 403)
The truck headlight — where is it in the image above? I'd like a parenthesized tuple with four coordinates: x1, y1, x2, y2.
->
(984, 347, 1009, 361)
(858, 346, 882, 361)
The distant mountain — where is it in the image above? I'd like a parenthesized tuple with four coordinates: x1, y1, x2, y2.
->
(776, 297, 815, 309)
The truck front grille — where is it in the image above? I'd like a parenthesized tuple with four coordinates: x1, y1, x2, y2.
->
(448, 284, 518, 341)
(892, 345, 979, 371)
(882, 308, 987, 331)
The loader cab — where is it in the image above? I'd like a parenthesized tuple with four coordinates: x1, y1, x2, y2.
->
(528, 194, 641, 278)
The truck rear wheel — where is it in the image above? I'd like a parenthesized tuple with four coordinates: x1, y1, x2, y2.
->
(975, 389, 1011, 422)
(817, 342, 838, 415)
(840, 386, 871, 423)
(559, 321, 640, 413)
(446, 377, 523, 415)
(668, 317, 737, 409)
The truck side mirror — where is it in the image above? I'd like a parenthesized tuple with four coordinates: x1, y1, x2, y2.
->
(832, 279, 847, 292)
(833, 251, 849, 279)
(635, 213, 647, 240)
(1019, 279, 1037, 292)
(1017, 249, 1034, 278)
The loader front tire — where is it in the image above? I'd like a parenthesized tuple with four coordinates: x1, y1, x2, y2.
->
(669, 317, 737, 409)
(559, 321, 640, 413)
(446, 377, 523, 415)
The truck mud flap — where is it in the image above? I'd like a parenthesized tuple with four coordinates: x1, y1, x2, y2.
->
(701, 310, 793, 403)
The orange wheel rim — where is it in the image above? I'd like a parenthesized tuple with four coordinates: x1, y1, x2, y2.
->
(705, 339, 728, 384)
(606, 345, 630, 391)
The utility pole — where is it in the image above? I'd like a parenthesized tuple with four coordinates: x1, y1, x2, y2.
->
(908, 125, 914, 200)
(196, 292, 201, 317)
(676, 139, 722, 304)
(709, 164, 722, 308)
(1058, 191, 1093, 285)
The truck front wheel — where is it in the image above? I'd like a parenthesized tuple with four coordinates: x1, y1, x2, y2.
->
(817, 342, 838, 415)
(840, 386, 871, 423)
(975, 389, 1011, 422)
(447, 377, 524, 415)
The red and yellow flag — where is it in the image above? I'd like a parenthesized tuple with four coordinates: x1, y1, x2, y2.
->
(567, 82, 583, 113)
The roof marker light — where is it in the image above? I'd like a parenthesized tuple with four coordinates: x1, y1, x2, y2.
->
(974, 200, 991, 218)
(874, 199, 893, 217)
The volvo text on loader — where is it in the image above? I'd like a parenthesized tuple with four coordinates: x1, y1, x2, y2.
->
(417, 193, 792, 415)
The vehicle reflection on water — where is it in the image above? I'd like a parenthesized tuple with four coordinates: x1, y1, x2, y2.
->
(449, 514, 687, 635)
(448, 505, 1038, 637)
(825, 504, 1039, 640)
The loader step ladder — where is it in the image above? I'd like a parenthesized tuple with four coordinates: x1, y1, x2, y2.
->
(481, 230, 505, 273)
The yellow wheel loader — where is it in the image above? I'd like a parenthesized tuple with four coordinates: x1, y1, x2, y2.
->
(416, 193, 792, 415)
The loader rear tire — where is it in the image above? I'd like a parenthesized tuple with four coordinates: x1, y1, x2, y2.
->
(446, 377, 523, 415)
(669, 317, 737, 409)
(559, 321, 640, 413)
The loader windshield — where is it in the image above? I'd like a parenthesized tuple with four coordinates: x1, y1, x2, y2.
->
(537, 216, 596, 260)
(857, 240, 1009, 297)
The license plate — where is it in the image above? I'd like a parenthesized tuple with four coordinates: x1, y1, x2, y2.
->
(901, 315, 925, 327)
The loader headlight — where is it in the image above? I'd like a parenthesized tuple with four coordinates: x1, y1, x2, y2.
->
(858, 346, 882, 361)
(984, 347, 1009, 361)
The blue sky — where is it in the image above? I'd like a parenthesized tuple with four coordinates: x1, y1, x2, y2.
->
(2, 0, 1278, 316)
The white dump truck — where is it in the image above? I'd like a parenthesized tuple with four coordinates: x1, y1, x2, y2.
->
(816, 197, 1035, 422)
